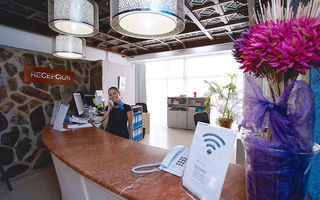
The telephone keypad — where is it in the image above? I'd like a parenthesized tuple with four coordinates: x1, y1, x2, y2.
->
(176, 156, 187, 166)
(161, 148, 190, 177)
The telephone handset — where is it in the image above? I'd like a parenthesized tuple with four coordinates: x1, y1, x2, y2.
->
(108, 100, 114, 108)
(132, 145, 190, 177)
(160, 146, 190, 177)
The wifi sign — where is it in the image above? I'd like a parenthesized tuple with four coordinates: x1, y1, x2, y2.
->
(202, 133, 226, 155)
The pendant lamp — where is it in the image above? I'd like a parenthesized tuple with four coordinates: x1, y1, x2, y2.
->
(48, 0, 99, 37)
(110, 0, 185, 39)
(52, 35, 86, 59)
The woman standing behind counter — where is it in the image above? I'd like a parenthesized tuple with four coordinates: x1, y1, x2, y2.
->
(101, 87, 133, 139)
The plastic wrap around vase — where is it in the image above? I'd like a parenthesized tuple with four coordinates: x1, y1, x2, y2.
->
(244, 138, 320, 200)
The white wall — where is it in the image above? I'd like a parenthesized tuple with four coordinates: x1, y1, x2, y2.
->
(0, 25, 52, 54)
(102, 52, 135, 104)
(0, 24, 135, 104)
(102, 61, 135, 105)
(128, 43, 234, 63)
(0, 24, 109, 61)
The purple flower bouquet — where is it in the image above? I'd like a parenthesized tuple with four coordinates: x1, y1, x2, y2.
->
(233, 0, 320, 199)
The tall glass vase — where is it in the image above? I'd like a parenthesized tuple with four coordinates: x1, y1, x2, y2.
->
(242, 77, 318, 200)
(243, 138, 320, 200)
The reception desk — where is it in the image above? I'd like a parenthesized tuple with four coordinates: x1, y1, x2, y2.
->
(42, 125, 245, 200)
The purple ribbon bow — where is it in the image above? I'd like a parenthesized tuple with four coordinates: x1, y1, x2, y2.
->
(242, 77, 315, 153)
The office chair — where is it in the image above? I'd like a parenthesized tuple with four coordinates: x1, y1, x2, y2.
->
(136, 103, 148, 113)
(194, 112, 210, 126)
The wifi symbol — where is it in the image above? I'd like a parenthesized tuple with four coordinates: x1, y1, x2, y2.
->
(203, 133, 225, 155)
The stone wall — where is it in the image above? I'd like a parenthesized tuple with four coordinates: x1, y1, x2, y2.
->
(0, 45, 102, 180)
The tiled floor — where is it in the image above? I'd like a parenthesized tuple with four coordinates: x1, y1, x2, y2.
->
(0, 167, 61, 200)
(140, 124, 195, 149)
(0, 124, 239, 199)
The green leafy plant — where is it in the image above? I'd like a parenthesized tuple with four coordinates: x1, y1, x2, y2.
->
(204, 74, 241, 124)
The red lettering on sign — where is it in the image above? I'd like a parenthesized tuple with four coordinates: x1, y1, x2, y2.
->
(24, 66, 74, 85)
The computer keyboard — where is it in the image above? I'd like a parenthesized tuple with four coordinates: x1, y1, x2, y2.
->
(67, 123, 93, 129)
(94, 110, 104, 116)
(71, 116, 88, 124)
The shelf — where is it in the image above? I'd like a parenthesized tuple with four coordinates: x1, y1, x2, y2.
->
(133, 112, 143, 115)
(167, 97, 209, 130)
(167, 97, 187, 105)
(168, 104, 186, 106)
(131, 105, 143, 114)
(132, 134, 144, 141)
(133, 125, 143, 129)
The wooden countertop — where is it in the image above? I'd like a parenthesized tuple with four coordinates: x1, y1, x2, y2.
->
(42, 125, 245, 200)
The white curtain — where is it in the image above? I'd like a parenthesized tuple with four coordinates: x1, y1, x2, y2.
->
(134, 63, 147, 103)
(145, 51, 244, 127)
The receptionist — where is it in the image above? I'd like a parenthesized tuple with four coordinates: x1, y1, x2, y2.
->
(100, 87, 133, 139)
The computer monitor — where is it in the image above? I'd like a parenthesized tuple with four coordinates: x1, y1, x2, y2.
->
(95, 90, 104, 99)
(83, 94, 96, 107)
(73, 93, 84, 116)
(95, 90, 105, 110)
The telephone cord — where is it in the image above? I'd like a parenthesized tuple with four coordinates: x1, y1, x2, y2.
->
(100, 110, 112, 124)
(131, 163, 161, 174)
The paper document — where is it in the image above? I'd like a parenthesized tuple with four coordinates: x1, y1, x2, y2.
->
(67, 123, 93, 129)
(53, 104, 69, 131)
(50, 101, 61, 125)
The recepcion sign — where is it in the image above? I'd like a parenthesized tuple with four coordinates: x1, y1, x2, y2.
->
(24, 66, 74, 85)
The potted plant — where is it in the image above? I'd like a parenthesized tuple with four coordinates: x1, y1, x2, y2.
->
(204, 74, 241, 129)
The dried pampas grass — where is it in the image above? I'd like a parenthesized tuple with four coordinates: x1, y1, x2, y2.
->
(253, 0, 320, 24)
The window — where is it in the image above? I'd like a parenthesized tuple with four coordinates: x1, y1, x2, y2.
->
(146, 51, 243, 127)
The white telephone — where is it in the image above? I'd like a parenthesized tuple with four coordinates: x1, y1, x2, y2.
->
(108, 100, 114, 108)
(132, 145, 190, 177)
(160, 146, 190, 177)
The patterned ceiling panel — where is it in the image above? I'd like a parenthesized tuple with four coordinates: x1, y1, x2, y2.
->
(139, 38, 178, 46)
(139, 40, 158, 45)
(231, 22, 249, 30)
(209, 27, 226, 33)
(106, 40, 118, 46)
(213, 28, 244, 40)
(188, 0, 211, 6)
(0, 0, 250, 56)
(181, 35, 208, 43)
(1, 2, 40, 19)
(162, 37, 176, 42)
(181, 31, 205, 39)
(115, 40, 126, 46)
(138, 40, 150, 45)
(232, 29, 246, 35)
(176, 35, 183, 41)
(227, 13, 248, 21)
(214, 32, 230, 39)
(223, 1, 246, 12)
(175, 35, 189, 41)
(142, 43, 166, 48)
(203, 17, 223, 27)
(197, 7, 218, 18)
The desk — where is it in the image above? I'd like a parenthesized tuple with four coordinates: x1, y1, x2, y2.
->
(42, 125, 245, 200)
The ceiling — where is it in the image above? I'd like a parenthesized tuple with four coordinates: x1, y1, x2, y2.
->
(0, 0, 254, 57)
